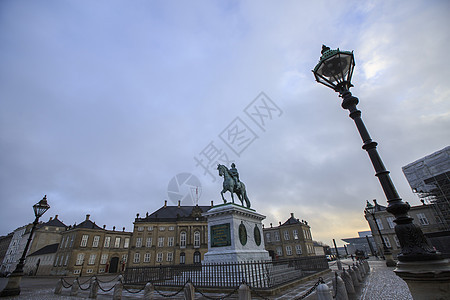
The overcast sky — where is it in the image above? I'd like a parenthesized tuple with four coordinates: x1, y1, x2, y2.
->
(1, 0, 449, 247)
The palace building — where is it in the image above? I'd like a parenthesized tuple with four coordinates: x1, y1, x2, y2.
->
(51, 215, 132, 276)
(263, 213, 316, 259)
(128, 201, 211, 267)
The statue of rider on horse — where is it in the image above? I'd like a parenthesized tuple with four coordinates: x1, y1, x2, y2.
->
(217, 163, 251, 208)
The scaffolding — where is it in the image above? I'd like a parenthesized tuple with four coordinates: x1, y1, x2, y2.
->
(402, 146, 450, 231)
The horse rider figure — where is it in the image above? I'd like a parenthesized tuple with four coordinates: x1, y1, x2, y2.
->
(229, 163, 241, 192)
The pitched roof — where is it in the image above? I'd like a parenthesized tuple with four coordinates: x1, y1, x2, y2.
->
(28, 243, 59, 256)
(73, 219, 103, 230)
(137, 205, 211, 222)
(43, 217, 67, 228)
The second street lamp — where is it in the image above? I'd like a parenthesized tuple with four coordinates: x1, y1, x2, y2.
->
(365, 200, 396, 266)
(0, 195, 50, 297)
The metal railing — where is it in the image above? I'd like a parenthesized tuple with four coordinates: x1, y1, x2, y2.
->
(124, 256, 328, 289)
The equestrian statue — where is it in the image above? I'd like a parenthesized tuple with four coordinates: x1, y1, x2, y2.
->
(217, 163, 251, 208)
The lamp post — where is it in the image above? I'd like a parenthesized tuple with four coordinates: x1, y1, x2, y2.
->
(365, 200, 396, 266)
(0, 195, 50, 297)
(312, 45, 450, 298)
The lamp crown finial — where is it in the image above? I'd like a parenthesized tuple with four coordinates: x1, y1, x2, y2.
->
(321, 45, 330, 55)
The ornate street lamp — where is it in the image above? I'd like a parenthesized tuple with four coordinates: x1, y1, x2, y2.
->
(365, 200, 396, 266)
(0, 195, 50, 297)
(312, 45, 450, 298)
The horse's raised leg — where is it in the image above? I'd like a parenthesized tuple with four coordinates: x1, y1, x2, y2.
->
(230, 192, 235, 204)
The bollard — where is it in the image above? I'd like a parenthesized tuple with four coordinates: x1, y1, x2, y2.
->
(143, 282, 154, 300)
(352, 265, 362, 282)
(89, 277, 98, 299)
(54, 279, 63, 295)
(238, 282, 251, 300)
(184, 281, 195, 300)
(70, 279, 79, 296)
(332, 272, 348, 300)
(341, 269, 355, 296)
(316, 282, 333, 300)
(357, 262, 366, 278)
(112, 278, 123, 300)
(348, 266, 359, 288)
(364, 260, 370, 273)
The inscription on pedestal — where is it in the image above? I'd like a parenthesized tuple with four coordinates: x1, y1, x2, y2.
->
(211, 223, 231, 247)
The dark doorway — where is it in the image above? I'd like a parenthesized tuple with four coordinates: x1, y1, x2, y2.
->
(109, 257, 119, 273)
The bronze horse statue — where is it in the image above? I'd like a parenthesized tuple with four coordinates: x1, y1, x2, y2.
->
(217, 164, 251, 208)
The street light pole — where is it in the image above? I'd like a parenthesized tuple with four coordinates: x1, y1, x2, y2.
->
(312, 45, 450, 298)
(0, 195, 50, 297)
(365, 200, 397, 266)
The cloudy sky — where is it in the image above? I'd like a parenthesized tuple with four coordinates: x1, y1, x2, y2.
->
(1, 0, 449, 247)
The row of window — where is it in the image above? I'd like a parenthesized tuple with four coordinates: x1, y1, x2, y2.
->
(375, 213, 430, 231)
(265, 228, 311, 242)
(72, 253, 128, 266)
(276, 244, 303, 256)
(135, 231, 201, 248)
(60, 234, 131, 249)
(136, 226, 175, 232)
(132, 251, 201, 264)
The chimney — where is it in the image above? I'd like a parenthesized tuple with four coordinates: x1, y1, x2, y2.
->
(103, 225, 106, 229)
(290, 213, 294, 218)
(164, 200, 167, 208)
(113, 226, 116, 231)
(270, 223, 273, 228)
(211, 200, 214, 207)
(49, 217, 53, 221)
(123, 227, 125, 232)
(55, 215, 58, 220)
(86, 214, 90, 221)
(178, 200, 181, 208)
(279, 221, 281, 226)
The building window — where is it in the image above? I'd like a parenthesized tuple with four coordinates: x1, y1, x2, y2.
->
(293, 229, 299, 240)
(65, 236, 70, 248)
(274, 232, 280, 241)
(100, 254, 108, 264)
(158, 237, 164, 247)
(284, 230, 290, 241)
(286, 245, 293, 256)
(394, 236, 401, 248)
(376, 219, 384, 230)
(146, 237, 152, 247)
(138, 226, 144, 232)
(169, 226, 175, 231)
(64, 255, 69, 266)
(167, 252, 173, 262)
(124, 237, 130, 248)
(147, 226, 153, 231)
(133, 253, 140, 263)
(386, 217, 395, 229)
(144, 253, 151, 263)
(136, 237, 142, 248)
(92, 236, 100, 248)
(168, 237, 174, 247)
(417, 213, 429, 226)
(60, 237, 65, 249)
(156, 252, 163, 262)
(76, 253, 85, 265)
(122, 254, 128, 263)
(193, 251, 201, 264)
(194, 231, 201, 248)
(104, 236, 111, 248)
(295, 244, 302, 255)
(54, 256, 59, 267)
(265, 233, 271, 242)
(180, 252, 186, 264)
(80, 235, 89, 247)
(114, 237, 121, 248)
(88, 254, 96, 265)
(159, 226, 165, 231)
(180, 231, 187, 248)
(383, 236, 392, 248)
(276, 247, 282, 256)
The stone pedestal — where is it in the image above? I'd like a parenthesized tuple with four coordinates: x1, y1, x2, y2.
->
(202, 203, 271, 263)
(394, 258, 450, 300)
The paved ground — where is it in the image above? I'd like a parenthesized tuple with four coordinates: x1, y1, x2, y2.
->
(0, 258, 413, 299)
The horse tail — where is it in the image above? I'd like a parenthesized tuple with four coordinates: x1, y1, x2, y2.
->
(244, 191, 251, 208)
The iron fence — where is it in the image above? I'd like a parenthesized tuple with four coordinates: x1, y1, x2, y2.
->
(124, 255, 328, 289)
